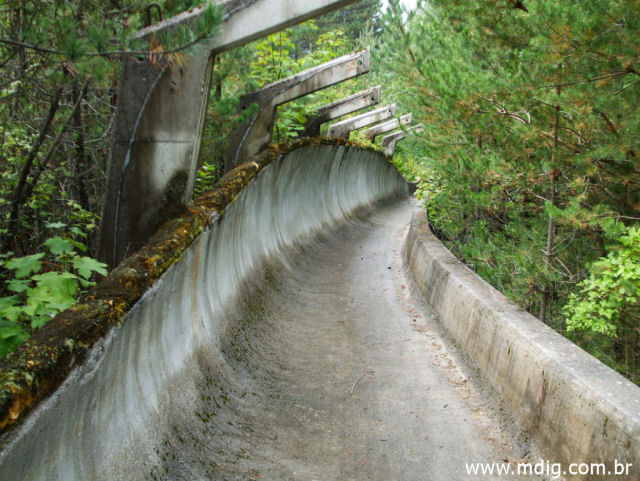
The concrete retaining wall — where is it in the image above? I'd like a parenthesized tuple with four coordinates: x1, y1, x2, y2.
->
(406, 206, 640, 480)
(0, 142, 407, 480)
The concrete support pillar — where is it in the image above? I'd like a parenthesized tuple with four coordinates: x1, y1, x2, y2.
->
(99, 0, 358, 268)
(327, 104, 396, 139)
(382, 123, 424, 157)
(365, 113, 412, 142)
(301, 86, 381, 137)
(226, 48, 370, 171)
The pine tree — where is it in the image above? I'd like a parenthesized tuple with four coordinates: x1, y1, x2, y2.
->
(379, 0, 640, 382)
(0, 0, 220, 357)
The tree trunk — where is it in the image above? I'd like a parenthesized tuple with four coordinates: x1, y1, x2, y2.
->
(539, 106, 560, 323)
(22, 82, 89, 207)
(2, 88, 63, 253)
(540, 66, 562, 323)
(70, 80, 90, 210)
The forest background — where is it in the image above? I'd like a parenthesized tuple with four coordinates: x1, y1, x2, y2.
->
(1, 0, 638, 385)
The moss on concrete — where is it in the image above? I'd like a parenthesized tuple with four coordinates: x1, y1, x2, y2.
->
(0, 138, 384, 436)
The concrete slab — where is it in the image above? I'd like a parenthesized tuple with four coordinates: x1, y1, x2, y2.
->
(301, 85, 381, 137)
(382, 123, 423, 157)
(365, 112, 412, 141)
(133, 0, 359, 54)
(327, 103, 397, 139)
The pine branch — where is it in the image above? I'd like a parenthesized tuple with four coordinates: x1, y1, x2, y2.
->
(0, 37, 61, 55)
(389, 3, 428, 80)
(599, 111, 619, 137)
(539, 70, 631, 90)
(0, 37, 148, 59)
(0, 32, 219, 61)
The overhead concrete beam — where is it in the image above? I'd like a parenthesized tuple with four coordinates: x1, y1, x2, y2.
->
(381, 131, 406, 149)
(99, 0, 359, 269)
(301, 86, 381, 137)
(226, 48, 370, 171)
(382, 123, 424, 157)
(327, 104, 397, 139)
(365, 113, 412, 142)
(134, 0, 358, 54)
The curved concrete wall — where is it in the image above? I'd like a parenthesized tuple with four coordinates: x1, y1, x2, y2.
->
(406, 207, 640, 480)
(0, 144, 407, 480)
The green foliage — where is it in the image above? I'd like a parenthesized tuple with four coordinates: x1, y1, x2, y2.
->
(73, 256, 108, 281)
(564, 225, 640, 332)
(247, 21, 351, 141)
(5, 253, 45, 279)
(379, 0, 640, 382)
(1, 0, 222, 259)
(194, 161, 218, 197)
(316, 0, 382, 42)
(563, 225, 640, 382)
(249, 27, 302, 86)
(0, 225, 108, 358)
(0, 316, 30, 359)
(391, 140, 432, 183)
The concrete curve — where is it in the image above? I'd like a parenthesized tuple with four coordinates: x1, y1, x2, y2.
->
(2, 142, 637, 480)
(0, 144, 419, 480)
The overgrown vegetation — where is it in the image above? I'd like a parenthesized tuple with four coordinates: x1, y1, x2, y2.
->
(0, 0, 382, 357)
(0, 0, 221, 357)
(381, 0, 640, 383)
(0, 223, 107, 357)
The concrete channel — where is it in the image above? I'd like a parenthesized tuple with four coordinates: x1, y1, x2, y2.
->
(0, 143, 637, 480)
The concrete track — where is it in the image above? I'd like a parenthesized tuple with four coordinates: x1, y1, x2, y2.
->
(168, 198, 536, 481)
(0, 146, 544, 480)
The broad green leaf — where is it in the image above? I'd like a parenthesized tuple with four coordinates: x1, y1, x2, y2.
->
(31, 315, 52, 330)
(0, 320, 29, 358)
(0, 296, 20, 310)
(0, 296, 22, 323)
(6, 278, 30, 293)
(73, 256, 108, 280)
(70, 226, 87, 238)
(70, 239, 88, 253)
(0, 320, 27, 339)
(5, 253, 44, 278)
(24, 272, 78, 317)
(44, 236, 75, 256)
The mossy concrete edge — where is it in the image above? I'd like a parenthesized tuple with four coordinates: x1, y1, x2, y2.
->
(0, 137, 379, 437)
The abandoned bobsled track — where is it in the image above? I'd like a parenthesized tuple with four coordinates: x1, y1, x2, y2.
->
(0, 141, 638, 480)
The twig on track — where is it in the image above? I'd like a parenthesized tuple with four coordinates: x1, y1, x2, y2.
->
(351, 370, 375, 394)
